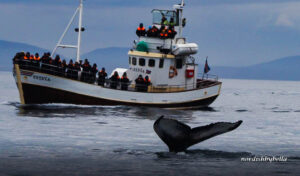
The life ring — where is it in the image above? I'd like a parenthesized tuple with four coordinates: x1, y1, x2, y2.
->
(169, 66, 178, 78)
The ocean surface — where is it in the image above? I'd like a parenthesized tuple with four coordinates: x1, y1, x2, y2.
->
(0, 71, 299, 176)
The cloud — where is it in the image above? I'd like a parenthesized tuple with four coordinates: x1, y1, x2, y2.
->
(275, 14, 294, 27)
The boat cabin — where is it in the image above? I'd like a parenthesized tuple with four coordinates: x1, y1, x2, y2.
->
(122, 5, 199, 92)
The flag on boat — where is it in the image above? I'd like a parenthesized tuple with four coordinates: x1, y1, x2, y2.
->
(204, 58, 210, 74)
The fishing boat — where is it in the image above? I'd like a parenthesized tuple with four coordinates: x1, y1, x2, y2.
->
(13, 0, 222, 109)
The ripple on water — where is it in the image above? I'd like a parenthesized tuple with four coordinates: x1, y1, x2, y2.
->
(236, 109, 248, 112)
(272, 110, 291, 113)
(156, 149, 253, 159)
(113, 149, 153, 156)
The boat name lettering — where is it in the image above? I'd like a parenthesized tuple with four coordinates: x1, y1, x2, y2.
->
(33, 75, 51, 81)
(130, 67, 145, 74)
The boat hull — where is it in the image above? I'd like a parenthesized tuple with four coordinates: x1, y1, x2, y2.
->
(14, 65, 221, 109)
(20, 83, 218, 108)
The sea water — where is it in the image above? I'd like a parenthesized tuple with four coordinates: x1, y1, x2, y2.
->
(0, 71, 299, 175)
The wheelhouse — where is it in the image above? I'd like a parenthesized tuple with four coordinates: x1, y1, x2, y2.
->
(152, 9, 179, 26)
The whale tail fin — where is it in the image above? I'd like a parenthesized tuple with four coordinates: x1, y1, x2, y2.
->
(153, 117, 243, 152)
(188, 121, 243, 148)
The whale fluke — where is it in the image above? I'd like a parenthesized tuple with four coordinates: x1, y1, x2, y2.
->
(153, 116, 243, 152)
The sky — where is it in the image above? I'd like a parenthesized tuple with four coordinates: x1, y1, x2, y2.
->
(1, 0, 300, 66)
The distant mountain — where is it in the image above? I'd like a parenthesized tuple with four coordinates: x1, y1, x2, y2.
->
(1, 40, 299, 81)
(209, 56, 300, 81)
(82, 47, 130, 73)
(0, 40, 49, 71)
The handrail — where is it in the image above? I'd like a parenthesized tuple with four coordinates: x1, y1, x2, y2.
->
(13, 59, 218, 93)
(198, 73, 218, 81)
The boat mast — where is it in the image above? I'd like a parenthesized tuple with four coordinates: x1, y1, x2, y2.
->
(51, 0, 84, 62)
(76, 0, 83, 62)
(178, 0, 185, 37)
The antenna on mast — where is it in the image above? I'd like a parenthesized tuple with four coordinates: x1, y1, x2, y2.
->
(51, 0, 84, 62)
(176, 0, 185, 37)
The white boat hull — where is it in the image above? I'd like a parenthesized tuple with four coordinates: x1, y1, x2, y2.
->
(14, 66, 221, 109)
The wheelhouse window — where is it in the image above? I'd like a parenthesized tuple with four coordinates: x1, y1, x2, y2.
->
(159, 59, 164, 68)
(132, 57, 137, 66)
(176, 58, 183, 69)
(152, 10, 179, 26)
(129, 57, 131, 65)
(149, 59, 155, 67)
(139, 58, 145, 66)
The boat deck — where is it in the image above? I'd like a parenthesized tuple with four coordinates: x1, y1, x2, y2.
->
(13, 59, 220, 93)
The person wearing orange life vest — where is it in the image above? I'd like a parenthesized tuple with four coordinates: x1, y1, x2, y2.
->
(159, 25, 168, 39)
(31, 53, 40, 70)
(144, 75, 151, 92)
(147, 25, 159, 37)
(121, 72, 130, 90)
(98, 67, 107, 86)
(167, 26, 177, 39)
(29, 55, 34, 60)
(81, 59, 91, 82)
(110, 71, 120, 89)
(135, 75, 145, 92)
(34, 53, 40, 61)
(136, 23, 146, 37)
(24, 52, 30, 60)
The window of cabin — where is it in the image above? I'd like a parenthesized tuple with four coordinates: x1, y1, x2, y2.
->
(139, 58, 145, 66)
(175, 58, 183, 69)
(159, 59, 164, 68)
(149, 59, 155, 67)
(129, 57, 131, 65)
(132, 57, 137, 65)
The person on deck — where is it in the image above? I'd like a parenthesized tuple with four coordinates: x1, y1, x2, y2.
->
(110, 71, 120, 89)
(24, 52, 30, 60)
(135, 75, 145, 92)
(91, 64, 98, 83)
(147, 25, 159, 37)
(159, 25, 168, 39)
(34, 53, 40, 61)
(169, 17, 175, 27)
(121, 72, 130, 90)
(67, 60, 74, 79)
(144, 76, 151, 92)
(136, 23, 146, 37)
(53, 55, 62, 75)
(74, 62, 80, 80)
(161, 16, 169, 26)
(168, 26, 177, 39)
(61, 60, 67, 76)
(98, 67, 107, 86)
(81, 59, 91, 82)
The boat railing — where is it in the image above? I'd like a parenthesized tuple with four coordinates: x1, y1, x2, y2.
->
(198, 73, 218, 81)
(13, 59, 218, 93)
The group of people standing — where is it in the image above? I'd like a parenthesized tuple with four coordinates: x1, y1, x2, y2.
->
(13, 52, 103, 84)
(136, 17, 177, 39)
(107, 73, 151, 92)
(13, 52, 152, 92)
(108, 71, 130, 90)
(135, 75, 151, 92)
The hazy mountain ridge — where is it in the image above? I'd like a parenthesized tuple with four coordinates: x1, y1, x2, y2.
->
(0, 40, 49, 71)
(209, 56, 300, 81)
(0, 40, 299, 80)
